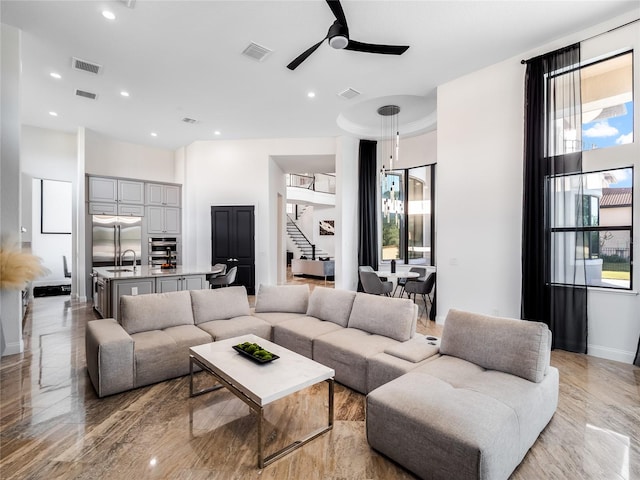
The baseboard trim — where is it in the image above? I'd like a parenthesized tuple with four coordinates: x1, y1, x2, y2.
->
(1, 340, 24, 357)
(587, 344, 635, 364)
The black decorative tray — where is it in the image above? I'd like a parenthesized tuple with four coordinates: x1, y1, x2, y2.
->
(233, 345, 280, 364)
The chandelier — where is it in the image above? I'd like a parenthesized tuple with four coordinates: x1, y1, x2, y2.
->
(379, 105, 403, 223)
(378, 104, 400, 179)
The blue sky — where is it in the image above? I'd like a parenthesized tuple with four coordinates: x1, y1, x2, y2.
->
(582, 101, 633, 150)
(582, 101, 634, 188)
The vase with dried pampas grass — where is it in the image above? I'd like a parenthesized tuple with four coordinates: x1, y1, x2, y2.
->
(0, 240, 48, 290)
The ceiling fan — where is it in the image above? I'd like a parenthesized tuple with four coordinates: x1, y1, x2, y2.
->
(287, 0, 410, 71)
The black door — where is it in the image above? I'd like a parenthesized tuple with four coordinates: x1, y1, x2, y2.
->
(211, 206, 255, 295)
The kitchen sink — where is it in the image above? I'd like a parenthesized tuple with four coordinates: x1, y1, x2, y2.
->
(105, 268, 133, 272)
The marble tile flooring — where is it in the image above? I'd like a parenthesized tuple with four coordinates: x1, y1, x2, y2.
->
(1, 288, 638, 479)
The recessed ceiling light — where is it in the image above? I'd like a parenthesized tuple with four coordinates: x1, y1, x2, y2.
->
(49, 111, 58, 117)
(120, 91, 130, 97)
(213, 130, 221, 136)
(150, 132, 157, 137)
(102, 10, 116, 20)
(307, 91, 316, 98)
(50, 72, 61, 79)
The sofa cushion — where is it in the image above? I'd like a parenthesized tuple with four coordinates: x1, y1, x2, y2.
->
(440, 309, 551, 383)
(273, 316, 344, 359)
(131, 330, 183, 387)
(197, 315, 271, 341)
(254, 284, 309, 313)
(306, 287, 356, 327)
(313, 328, 400, 393)
(347, 293, 417, 342)
(384, 339, 440, 363)
(367, 369, 521, 480)
(120, 290, 193, 335)
(190, 286, 250, 324)
(252, 311, 306, 326)
(367, 350, 440, 393)
(367, 358, 559, 480)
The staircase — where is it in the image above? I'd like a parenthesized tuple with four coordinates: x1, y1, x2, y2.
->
(287, 218, 330, 259)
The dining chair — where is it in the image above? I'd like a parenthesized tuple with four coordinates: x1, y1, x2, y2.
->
(404, 272, 436, 317)
(394, 266, 427, 297)
(359, 270, 393, 296)
(209, 266, 237, 288)
(206, 263, 227, 285)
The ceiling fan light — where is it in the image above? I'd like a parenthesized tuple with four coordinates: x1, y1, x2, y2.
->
(329, 35, 349, 50)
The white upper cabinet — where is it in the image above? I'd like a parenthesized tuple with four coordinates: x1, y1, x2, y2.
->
(118, 180, 145, 204)
(88, 177, 118, 203)
(146, 183, 180, 207)
(89, 177, 144, 205)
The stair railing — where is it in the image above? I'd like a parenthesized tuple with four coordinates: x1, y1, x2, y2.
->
(287, 215, 316, 260)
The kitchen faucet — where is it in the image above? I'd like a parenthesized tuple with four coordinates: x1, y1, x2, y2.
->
(121, 249, 137, 272)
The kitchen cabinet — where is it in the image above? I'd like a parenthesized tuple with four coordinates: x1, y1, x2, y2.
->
(147, 206, 180, 234)
(89, 177, 145, 218)
(89, 177, 118, 203)
(88, 202, 118, 215)
(111, 278, 155, 320)
(146, 183, 180, 207)
(89, 177, 144, 205)
(155, 274, 206, 293)
(117, 204, 145, 216)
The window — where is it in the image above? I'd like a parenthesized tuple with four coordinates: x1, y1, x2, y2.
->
(551, 51, 633, 153)
(548, 167, 633, 289)
(380, 165, 434, 265)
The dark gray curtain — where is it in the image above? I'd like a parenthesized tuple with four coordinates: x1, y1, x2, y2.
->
(635, 340, 640, 367)
(358, 140, 378, 275)
(522, 44, 588, 354)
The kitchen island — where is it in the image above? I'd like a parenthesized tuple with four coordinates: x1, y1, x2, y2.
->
(92, 264, 224, 320)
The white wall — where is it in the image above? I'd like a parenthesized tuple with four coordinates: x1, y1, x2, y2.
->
(30, 179, 72, 285)
(20, 126, 77, 285)
(1, 24, 23, 356)
(437, 58, 524, 321)
(436, 12, 640, 363)
(181, 137, 336, 289)
(84, 129, 176, 183)
(394, 130, 437, 170)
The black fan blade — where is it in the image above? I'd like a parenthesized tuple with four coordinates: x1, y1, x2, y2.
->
(287, 38, 327, 70)
(326, 0, 348, 29)
(344, 40, 409, 55)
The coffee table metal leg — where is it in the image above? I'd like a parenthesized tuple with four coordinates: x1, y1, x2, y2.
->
(189, 355, 223, 397)
(259, 377, 334, 468)
(258, 407, 265, 468)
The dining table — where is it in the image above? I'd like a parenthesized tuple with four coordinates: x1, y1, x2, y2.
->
(373, 270, 420, 297)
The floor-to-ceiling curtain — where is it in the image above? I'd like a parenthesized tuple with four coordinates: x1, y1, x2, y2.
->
(521, 44, 588, 353)
(358, 140, 378, 275)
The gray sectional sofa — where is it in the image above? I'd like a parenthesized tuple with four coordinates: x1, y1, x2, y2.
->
(86, 284, 424, 397)
(366, 309, 558, 480)
(85, 285, 558, 480)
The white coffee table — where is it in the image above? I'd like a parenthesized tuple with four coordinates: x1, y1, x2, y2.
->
(189, 334, 335, 468)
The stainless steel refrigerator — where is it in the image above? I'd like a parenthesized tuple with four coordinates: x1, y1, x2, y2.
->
(92, 215, 142, 267)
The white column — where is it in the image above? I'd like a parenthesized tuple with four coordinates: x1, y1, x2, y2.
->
(335, 136, 359, 291)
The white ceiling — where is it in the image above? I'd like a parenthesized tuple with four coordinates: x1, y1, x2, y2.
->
(2, 0, 638, 151)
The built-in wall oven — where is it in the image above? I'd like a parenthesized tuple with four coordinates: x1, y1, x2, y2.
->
(148, 237, 179, 266)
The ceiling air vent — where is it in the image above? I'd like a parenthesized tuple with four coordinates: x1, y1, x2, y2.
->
(120, 0, 136, 8)
(181, 117, 198, 124)
(337, 87, 361, 100)
(75, 89, 98, 100)
(242, 42, 273, 62)
(71, 57, 102, 75)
